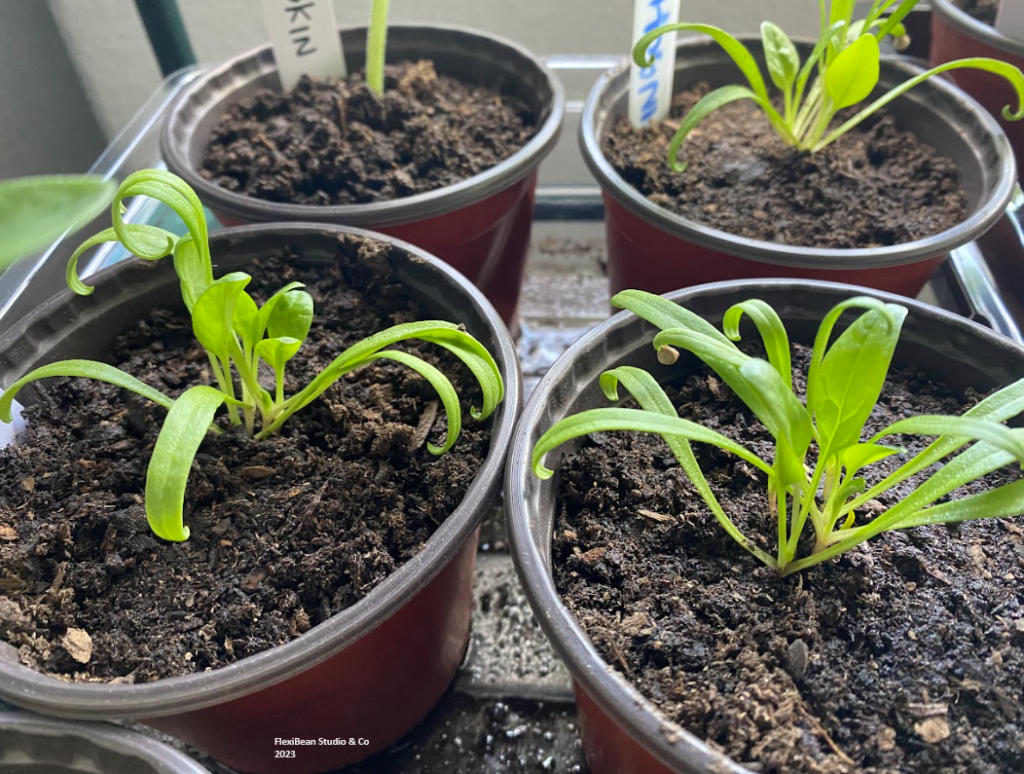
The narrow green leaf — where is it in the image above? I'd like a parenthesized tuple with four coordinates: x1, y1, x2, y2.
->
(633, 23, 771, 102)
(664, 86, 788, 171)
(872, 415, 1024, 466)
(762, 21, 800, 93)
(599, 366, 775, 567)
(145, 386, 228, 542)
(367, 350, 461, 455)
(739, 358, 813, 492)
(826, 34, 881, 110)
(192, 273, 252, 358)
(267, 290, 314, 342)
(876, 0, 921, 40)
(894, 479, 1024, 529)
(0, 359, 174, 423)
(816, 57, 1024, 151)
(810, 302, 906, 459)
(258, 322, 503, 439)
(0, 176, 115, 268)
(532, 407, 772, 480)
(612, 290, 734, 345)
(67, 225, 176, 297)
(794, 21, 847, 109)
(844, 378, 1024, 514)
(723, 299, 792, 389)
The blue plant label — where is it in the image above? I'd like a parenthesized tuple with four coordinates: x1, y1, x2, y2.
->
(629, 0, 681, 128)
(261, 0, 347, 92)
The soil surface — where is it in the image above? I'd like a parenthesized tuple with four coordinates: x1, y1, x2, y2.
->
(603, 86, 967, 249)
(955, 0, 1000, 25)
(553, 346, 1024, 774)
(201, 61, 539, 205)
(0, 236, 491, 682)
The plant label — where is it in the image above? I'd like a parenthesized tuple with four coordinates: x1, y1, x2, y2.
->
(996, 0, 1024, 43)
(629, 0, 681, 128)
(261, 0, 347, 92)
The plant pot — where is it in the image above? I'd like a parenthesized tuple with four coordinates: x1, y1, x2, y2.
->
(0, 710, 211, 774)
(505, 278, 1024, 774)
(579, 36, 1017, 299)
(0, 224, 521, 774)
(930, 0, 1024, 170)
(161, 24, 565, 328)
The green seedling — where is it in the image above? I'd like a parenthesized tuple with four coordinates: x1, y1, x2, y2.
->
(0, 175, 115, 269)
(366, 0, 390, 95)
(0, 170, 504, 543)
(633, 0, 1024, 169)
(533, 290, 1024, 575)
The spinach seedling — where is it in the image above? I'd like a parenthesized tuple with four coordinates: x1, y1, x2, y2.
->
(366, 0, 390, 96)
(0, 175, 114, 269)
(633, 0, 1024, 169)
(0, 169, 504, 543)
(533, 290, 1024, 575)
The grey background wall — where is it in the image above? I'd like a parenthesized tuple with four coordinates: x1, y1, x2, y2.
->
(45, 0, 819, 141)
(0, 2, 104, 177)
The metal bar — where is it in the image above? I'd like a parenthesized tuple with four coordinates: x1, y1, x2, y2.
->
(134, 0, 197, 77)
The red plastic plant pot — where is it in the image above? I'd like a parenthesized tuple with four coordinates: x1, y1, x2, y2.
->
(0, 224, 523, 774)
(162, 25, 565, 329)
(579, 37, 1016, 300)
(931, 0, 1024, 172)
(505, 279, 1024, 774)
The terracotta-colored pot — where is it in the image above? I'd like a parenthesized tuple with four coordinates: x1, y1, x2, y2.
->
(162, 25, 565, 327)
(506, 279, 1024, 774)
(931, 0, 1024, 171)
(0, 224, 522, 774)
(580, 36, 1016, 299)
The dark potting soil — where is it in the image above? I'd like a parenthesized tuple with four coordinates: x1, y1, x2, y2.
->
(553, 346, 1024, 774)
(954, 0, 1000, 25)
(0, 236, 491, 682)
(603, 86, 967, 249)
(201, 61, 538, 205)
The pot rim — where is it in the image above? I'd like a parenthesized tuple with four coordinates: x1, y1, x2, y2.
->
(505, 278, 1024, 774)
(578, 35, 1017, 270)
(931, 0, 1024, 59)
(0, 710, 212, 774)
(0, 222, 522, 718)
(161, 23, 565, 228)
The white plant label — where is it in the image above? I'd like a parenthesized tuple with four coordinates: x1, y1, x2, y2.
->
(996, 0, 1024, 43)
(629, 0, 681, 128)
(261, 0, 347, 92)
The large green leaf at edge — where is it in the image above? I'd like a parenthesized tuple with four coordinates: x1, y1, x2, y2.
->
(0, 176, 115, 268)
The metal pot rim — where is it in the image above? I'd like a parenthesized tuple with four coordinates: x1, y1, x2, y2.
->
(578, 35, 1017, 269)
(0, 222, 522, 718)
(161, 24, 565, 228)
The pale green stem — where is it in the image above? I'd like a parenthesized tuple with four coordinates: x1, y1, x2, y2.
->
(209, 353, 240, 426)
(366, 0, 390, 96)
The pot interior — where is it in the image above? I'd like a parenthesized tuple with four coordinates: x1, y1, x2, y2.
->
(181, 26, 556, 171)
(0, 227, 498, 409)
(593, 38, 1005, 220)
(522, 280, 1023, 572)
